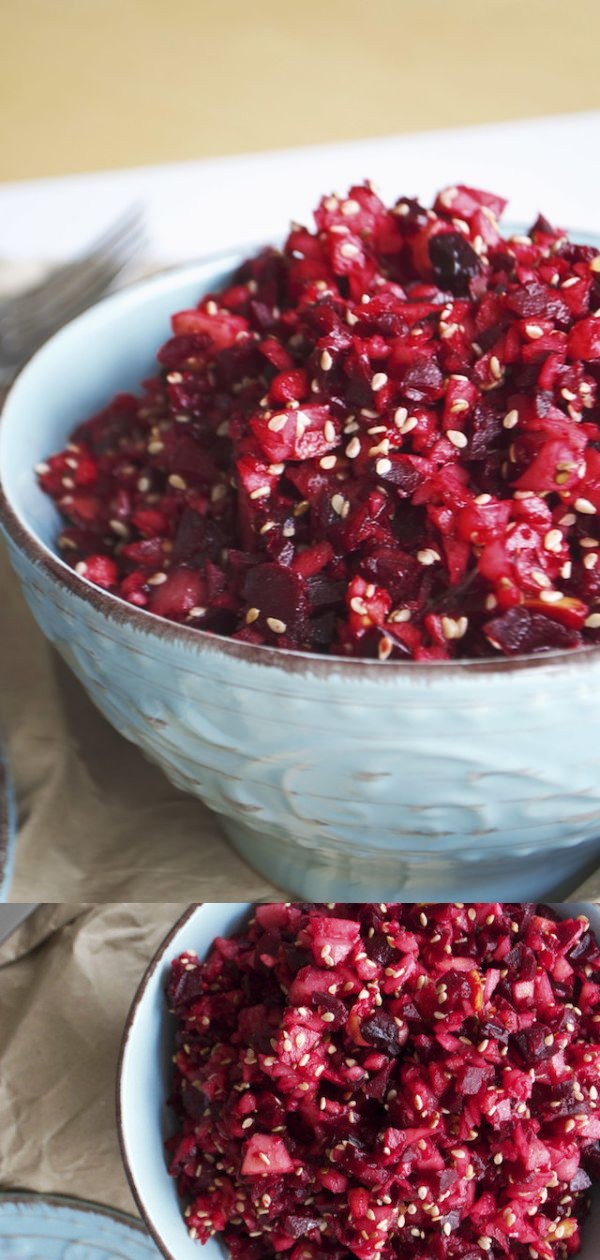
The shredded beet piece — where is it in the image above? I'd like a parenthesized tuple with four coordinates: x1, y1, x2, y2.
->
(39, 184, 600, 659)
(165, 903, 600, 1259)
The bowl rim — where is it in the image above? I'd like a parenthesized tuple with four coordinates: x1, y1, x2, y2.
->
(116, 901, 600, 1260)
(116, 903, 207, 1260)
(0, 1189, 156, 1244)
(3, 255, 600, 681)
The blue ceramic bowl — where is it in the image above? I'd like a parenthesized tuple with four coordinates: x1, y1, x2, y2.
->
(117, 902, 600, 1260)
(2, 258, 600, 900)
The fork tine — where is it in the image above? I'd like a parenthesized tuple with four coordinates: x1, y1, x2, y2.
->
(4, 214, 145, 337)
(7, 251, 138, 345)
(0, 207, 144, 331)
(0, 208, 145, 359)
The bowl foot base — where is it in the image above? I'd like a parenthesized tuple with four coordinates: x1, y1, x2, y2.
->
(220, 817, 600, 902)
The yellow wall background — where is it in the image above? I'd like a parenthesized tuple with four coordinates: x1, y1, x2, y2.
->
(2, 0, 599, 182)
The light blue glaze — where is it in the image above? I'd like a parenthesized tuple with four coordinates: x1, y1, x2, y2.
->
(0, 1193, 159, 1260)
(117, 903, 600, 1260)
(2, 257, 600, 900)
(118, 905, 249, 1260)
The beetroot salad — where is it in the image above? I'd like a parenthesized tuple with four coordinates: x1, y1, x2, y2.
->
(39, 185, 600, 660)
(166, 902, 600, 1260)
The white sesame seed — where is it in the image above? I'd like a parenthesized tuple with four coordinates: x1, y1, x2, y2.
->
(575, 497, 597, 514)
(450, 398, 469, 414)
(246, 608, 260, 624)
(266, 617, 286, 634)
(441, 615, 468, 640)
(489, 355, 502, 379)
(417, 548, 439, 566)
(341, 198, 360, 216)
(148, 440, 164, 454)
(346, 436, 361, 459)
(539, 589, 564, 604)
(394, 406, 408, 427)
(109, 519, 129, 538)
(340, 241, 360, 258)
(525, 323, 544, 339)
(168, 473, 187, 490)
(324, 420, 336, 442)
(369, 439, 390, 457)
(531, 568, 552, 588)
(320, 350, 333, 371)
(350, 596, 368, 615)
(585, 613, 600, 628)
(590, 257, 600, 273)
(147, 571, 168, 585)
(331, 493, 347, 516)
(503, 409, 519, 430)
(447, 429, 468, 449)
(320, 455, 337, 470)
(249, 486, 270, 500)
(388, 608, 411, 623)
(371, 372, 388, 392)
(376, 457, 392, 475)
(268, 414, 287, 432)
(400, 416, 419, 435)
(544, 529, 563, 553)
(584, 552, 599, 570)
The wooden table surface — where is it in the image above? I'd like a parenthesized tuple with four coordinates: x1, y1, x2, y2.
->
(2, 0, 599, 182)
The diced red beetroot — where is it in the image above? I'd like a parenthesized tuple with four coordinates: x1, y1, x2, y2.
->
(251, 405, 338, 463)
(40, 183, 600, 659)
(171, 307, 249, 349)
(307, 915, 361, 966)
(241, 1134, 294, 1177)
(147, 568, 206, 620)
(75, 553, 118, 587)
(166, 903, 600, 1259)
(568, 317, 600, 361)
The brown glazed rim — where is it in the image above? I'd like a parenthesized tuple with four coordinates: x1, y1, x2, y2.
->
(116, 903, 217, 1260)
(0, 1189, 153, 1238)
(3, 260, 600, 680)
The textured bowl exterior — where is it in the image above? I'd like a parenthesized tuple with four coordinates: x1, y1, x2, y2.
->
(117, 903, 600, 1260)
(0, 1193, 159, 1260)
(3, 258, 600, 900)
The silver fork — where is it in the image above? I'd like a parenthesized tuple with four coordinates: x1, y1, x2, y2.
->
(0, 205, 145, 373)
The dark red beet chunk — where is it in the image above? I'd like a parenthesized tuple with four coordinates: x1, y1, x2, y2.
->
(166, 903, 600, 1259)
(39, 184, 600, 659)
